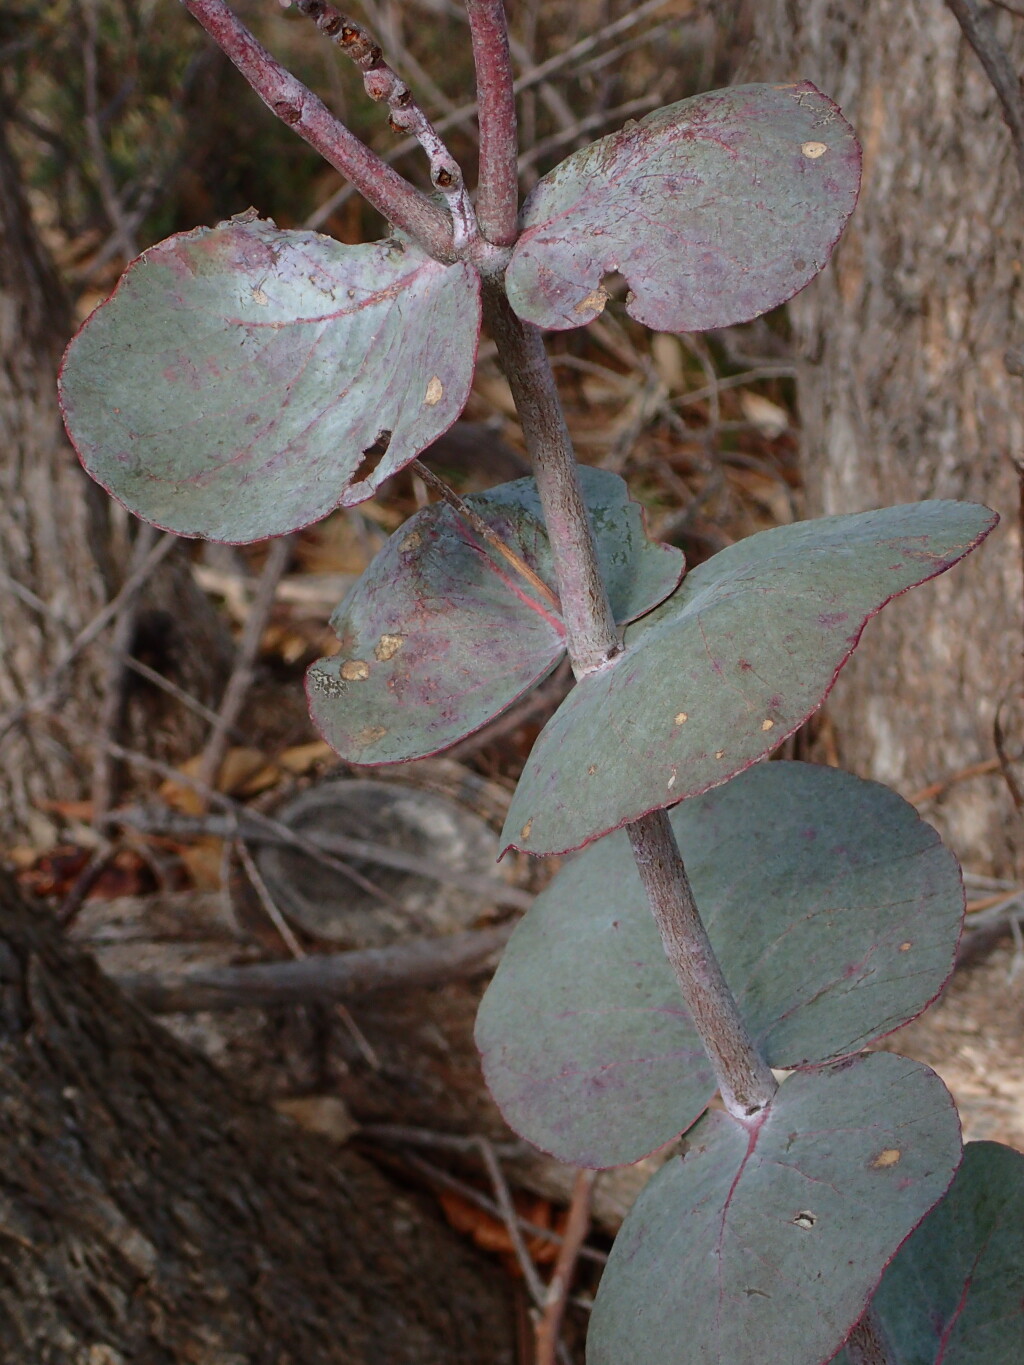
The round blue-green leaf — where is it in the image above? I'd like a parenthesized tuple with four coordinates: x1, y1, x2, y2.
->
(504, 501, 996, 857)
(588, 1055, 962, 1365)
(506, 82, 861, 334)
(58, 216, 481, 542)
(307, 468, 683, 764)
(834, 1142, 1024, 1365)
(478, 762, 963, 1168)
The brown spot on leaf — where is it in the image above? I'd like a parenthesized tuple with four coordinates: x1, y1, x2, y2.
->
(715, 750, 725, 759)
(587, 765, 597, 776)
(400, 530, 422, 553)
(353, 725, 387, 747)
(899, 941, 912, 952)
(340, 659, 370, 681)
(574, 286, 610, 316)
(801, 141, 828, 159)
(674, 712, 688, 725)
(520, 819, 533, 841)
(871, 1149, 901, 1169)
(374, 634, 404, 662)
(761, 719, 775, 731)
(424, 376, 444, 406)
(250, 286, 269, 306)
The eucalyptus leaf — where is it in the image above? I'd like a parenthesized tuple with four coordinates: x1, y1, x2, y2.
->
(588, 1055, 961, 1365)
(503, 501, 996, 856)
(833, 1142, 1024, 1365)
(308, 468, 683, 764)
(506, 82, 861, 333)
(478, 762, 964, 1167)
(58, 216, 481, 541)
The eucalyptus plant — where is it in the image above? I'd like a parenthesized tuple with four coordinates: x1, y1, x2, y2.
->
(57, 3, 1024, 1362)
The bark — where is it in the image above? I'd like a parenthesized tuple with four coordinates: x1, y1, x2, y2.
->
(0, 111, 113, 842)
(0, 110, 231, 845)
(724, 0, 1024, 876)
(0, 868, 515, 1362)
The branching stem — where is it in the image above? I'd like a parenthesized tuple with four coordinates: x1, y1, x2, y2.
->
(292, 0, 478, 246)
(464, 0, 520, 245)
(179, 0, 454, 258)
(483, 281, 776, 1123)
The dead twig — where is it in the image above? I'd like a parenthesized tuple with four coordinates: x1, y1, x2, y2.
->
(477, 1137, 548, 1307)
(0, 531, 177, 745)
(57, 726, 402, 911)
(305, 0, 689, 229)
(291, 0, 476, 244)
(196, 537, 292, 801)
(236, 835, 381, 1067)
(80, 0, 138, 261)
(946, 0, 1024, 190)
(114, 804, 534, 911)
(994, 693, 1024, 816)
(908, 754, 1020, 806)
(114, 921, 514, 1012)
(55, 841, 118, 930)
(92, 525, 159, 828)
(534, 1167, 598, 1365)
(368, 1142, 608, 1265)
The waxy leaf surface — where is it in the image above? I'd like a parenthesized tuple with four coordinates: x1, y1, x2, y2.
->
(506, 82, 861, 334)
(504, 501, 996, 856)
(588, 1055, 962, 1365)
(58, 217, 480, 541)
(308, 469, 683, 764)
(834, 1142, 1024, 1365)
(478, 762, 964, 1167)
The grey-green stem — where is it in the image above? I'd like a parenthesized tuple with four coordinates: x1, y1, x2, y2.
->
(627, 810, 777, 1119)
(482, 281, 621, 677)
(483, 276, 777, 1121)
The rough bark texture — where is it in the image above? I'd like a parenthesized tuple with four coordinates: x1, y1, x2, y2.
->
(0, 112, 114, 843)
(0, 111, 232, 846)
(724, 0, 1024, 876)
(0, 868, 515, 1363)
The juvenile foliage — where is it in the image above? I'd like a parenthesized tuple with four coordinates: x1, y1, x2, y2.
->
(307, 468, 682, 763)
(56, 6, 1018, 1363)
(478, 762, 965, 1167)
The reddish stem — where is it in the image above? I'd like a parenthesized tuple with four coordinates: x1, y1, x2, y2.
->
(180, 0, 453, 259)
(464, 0, 520, 245)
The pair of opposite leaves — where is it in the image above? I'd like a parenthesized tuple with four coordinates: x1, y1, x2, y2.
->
(59, 81, 860, 539)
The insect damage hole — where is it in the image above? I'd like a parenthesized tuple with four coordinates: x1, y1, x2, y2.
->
(353, 428, 393, 483)
(792, 1211, 816, 1230)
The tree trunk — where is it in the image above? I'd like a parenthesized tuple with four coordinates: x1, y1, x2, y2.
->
(0, 868, 515, 1362)
(723, 0, 1024, 876)
(0, 111, 115, 842)
(0, 110, 232, 846)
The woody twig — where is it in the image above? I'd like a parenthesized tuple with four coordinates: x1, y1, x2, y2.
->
(291, 0, 478, 247)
